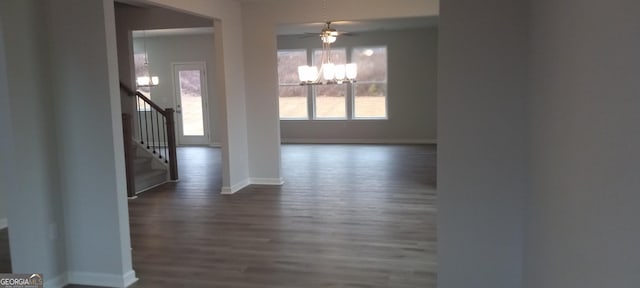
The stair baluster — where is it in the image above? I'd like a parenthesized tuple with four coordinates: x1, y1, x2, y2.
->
(137, 97, 143, 145)
(120, 83, 179, 197)
(155, 110, 162, 159)
(150, 106, 156, 154)
(144, 101, 150, 149)
(162, 118, 168, 163)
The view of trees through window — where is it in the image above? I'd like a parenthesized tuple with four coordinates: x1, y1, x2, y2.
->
(134, 53, 151, 111)
(134, 53, 151, 97)
(353, 47, 387, 118)
(277, 46, 388, 119)
(278, 50, 308, 119)
(313, 49, 347, 118)
(178, 69, 205, 136)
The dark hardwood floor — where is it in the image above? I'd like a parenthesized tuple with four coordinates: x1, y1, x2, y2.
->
(0, 228, 10, 273)
(7, 144, 437, 287)
(126, 144, 437, 288)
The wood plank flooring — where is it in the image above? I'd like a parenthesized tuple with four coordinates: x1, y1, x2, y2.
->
(125, 144, 437, 288)
(0, 228, 10, 273)
(6, 144, 437, 287)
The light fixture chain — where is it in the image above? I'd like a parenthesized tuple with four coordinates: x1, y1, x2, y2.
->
(143, 30, 148, 65)
(296, 1, 358, 85)
(323, 0, 327, 22)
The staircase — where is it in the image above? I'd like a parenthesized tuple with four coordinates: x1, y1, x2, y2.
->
(120, 83, 179, 198)
(133, 144, 168, 192)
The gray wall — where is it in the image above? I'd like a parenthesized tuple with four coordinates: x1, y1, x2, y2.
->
(439, 1, 640, 288)
(1, 0, 135, 285)
(0, 7, 7, 228)
(526, 0, 640, 287)
(277, 27, 438, 143)
(0, 0, 67, 278)
(114, 2, 213, 86)
(437, 0, 528, 287)
(133, 34, 219, 144)
(115, 3, 212, 114)
(48, 0, 135, 284)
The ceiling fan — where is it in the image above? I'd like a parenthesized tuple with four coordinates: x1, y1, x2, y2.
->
(300, 21, 356, 41)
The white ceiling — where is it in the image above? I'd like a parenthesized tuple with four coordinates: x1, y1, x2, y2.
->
(132, 27, 214, 38)
(277, 16, 438, 35)
(129, 16, 437, 38)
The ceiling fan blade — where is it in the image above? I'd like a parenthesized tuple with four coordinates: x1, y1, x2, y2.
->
(338, 32, 358, 37)
(298, 33, 319, 39)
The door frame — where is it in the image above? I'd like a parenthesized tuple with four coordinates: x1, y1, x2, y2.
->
(171, 62, 210, 146)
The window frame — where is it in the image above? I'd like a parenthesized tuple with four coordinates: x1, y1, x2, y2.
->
(276, 46, 389, 121)
(312, 48, 348, 120)
(134, 52, 152, 111)
(277, 49, 310, 120)
(351, 46, 388, 120)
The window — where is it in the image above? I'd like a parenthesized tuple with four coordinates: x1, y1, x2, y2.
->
(313, 48, 347, 119)
(278, 50, 308, 119)
(277, 46, 388, 120)
(352, 47, 387, 119)
(134, 53, 151, 98)
(134, 53, 151, 111)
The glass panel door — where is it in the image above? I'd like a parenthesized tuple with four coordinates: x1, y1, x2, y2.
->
(173, 63, 209, 145)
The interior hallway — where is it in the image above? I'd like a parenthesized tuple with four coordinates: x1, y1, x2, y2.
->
(123, 144, 437, 288)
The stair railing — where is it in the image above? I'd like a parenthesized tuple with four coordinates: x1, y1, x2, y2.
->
(122, 114, 136, 197)
(120, 83, 178, 191)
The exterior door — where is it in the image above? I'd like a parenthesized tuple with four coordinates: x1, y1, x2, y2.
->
(173, 62, 210, 145)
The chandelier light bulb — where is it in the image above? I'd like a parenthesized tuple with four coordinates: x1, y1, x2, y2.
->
(321, 30, 338, 44)
(322, 63, 335, 81)
(137, 76, 149, 86)
(321, 35, 337, 44)
(346, 63, 358, 80)
(136, 76, 160, 87)
(308, 66, 319, 82)
(298, 66, 308, 82)
(298, 65, 319, 83)
(335, 64, 346, 80)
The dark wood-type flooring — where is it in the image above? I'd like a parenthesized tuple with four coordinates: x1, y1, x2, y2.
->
(8, 144, 438, 287)
(0, 228, 10, 273)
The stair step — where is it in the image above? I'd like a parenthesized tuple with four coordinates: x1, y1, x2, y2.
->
(132, 142, 169, 193)
(133, 157, 152, 173)
(134, 169, 167, 192)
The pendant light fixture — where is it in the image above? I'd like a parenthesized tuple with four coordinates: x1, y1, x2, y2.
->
(136, 30, 160, 87)
(297, 1, 357, 85)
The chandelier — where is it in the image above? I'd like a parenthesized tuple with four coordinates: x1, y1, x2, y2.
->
(297, 22, 357, 85)
(136, 30, 160, 88)
(136, 76, 159, 87)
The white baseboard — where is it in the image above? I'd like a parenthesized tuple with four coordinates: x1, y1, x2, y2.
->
(44, 273, 68, 288)
(134, 180, 169, 195)
(0, 218, 7, 230)
(123, 270, 139, 287)
(220, 178, 250, 195)
(220, 178, 285, 195)
(281, 138, 437, 144)
(67, 270, 137, 288)
(250, 178, 285, 185)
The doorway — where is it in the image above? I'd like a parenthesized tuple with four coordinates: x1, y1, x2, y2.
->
(172, 62, 210, 145)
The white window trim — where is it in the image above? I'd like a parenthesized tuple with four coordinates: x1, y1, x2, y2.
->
(277, 46, 388, 120)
